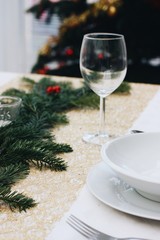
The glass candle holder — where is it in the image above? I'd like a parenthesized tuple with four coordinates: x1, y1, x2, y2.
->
(0, 96, 22, 127)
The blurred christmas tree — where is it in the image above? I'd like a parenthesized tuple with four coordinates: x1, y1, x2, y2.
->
(27, 0, 160, 83)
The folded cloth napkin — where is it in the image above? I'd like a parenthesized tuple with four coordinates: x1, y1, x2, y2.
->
(47, 187, 160, 240)
(46, 88, 160, 240)
(130, 89, 160, 132)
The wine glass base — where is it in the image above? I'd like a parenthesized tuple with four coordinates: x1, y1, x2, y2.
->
(82, 133, 114, 145)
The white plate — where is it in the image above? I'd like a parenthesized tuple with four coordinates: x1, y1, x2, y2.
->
(86, 162, 160, 220)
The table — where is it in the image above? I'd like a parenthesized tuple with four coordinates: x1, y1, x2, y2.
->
(0, 72, 159, 240)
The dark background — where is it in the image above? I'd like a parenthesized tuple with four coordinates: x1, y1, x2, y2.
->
(27, 0, 160, 84)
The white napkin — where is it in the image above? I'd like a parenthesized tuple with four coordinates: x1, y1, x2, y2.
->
(47, 187, 160, 240)
(46, 88, 160, 240)
(130, 89, 160, 132)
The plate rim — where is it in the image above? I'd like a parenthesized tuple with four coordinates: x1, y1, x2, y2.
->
(86, 161, 160, 221)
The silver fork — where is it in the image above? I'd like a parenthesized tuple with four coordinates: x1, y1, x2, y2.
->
(66, 215, 151, 240)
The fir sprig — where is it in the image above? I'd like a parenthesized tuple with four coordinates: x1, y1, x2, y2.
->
(0, 163, 29, 186)
(0, 186, 36, 212)
(0, 159, 34, 213)
(0, 77, 130, 211)
(0, 139, 70, 170)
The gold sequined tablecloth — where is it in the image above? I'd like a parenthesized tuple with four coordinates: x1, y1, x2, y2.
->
(0, 74, 159, 240)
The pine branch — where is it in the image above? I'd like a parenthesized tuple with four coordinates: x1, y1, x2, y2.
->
(0, 139, 71, 170)
(114, 81, 131, 94)
(72, 93, 99, 109)
(22, 77, 36, 85)
(2, 88, 26, 99)
(0, 186, 36, 212)
(30, 155, 67, 171)
(0, 122, 51, 141)
(0, 163, 29, 187)
(0, 76, 130, 212)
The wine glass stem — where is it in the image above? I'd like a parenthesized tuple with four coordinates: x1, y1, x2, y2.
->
(99, 96, 108, 137)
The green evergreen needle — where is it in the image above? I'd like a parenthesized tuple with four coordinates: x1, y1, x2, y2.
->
(0, 76, 130, 212)
(0, 186, 37, 212)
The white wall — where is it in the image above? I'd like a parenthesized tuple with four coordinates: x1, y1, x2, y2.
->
(0, 0, 29, 73)
(0, 0, 60, 74)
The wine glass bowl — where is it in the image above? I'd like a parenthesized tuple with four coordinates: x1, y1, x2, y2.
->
(80, 33, 127, 145)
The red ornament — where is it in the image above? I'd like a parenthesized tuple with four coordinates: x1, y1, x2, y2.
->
(58, 61, 65, 68)
(44, 66, 50, 71)
(37, 69, 46, 74)
(37, 66, 50, 75)
(46, 85, 61, 94)
(65, 48, 74, 56)
(98, 53, 104, 59)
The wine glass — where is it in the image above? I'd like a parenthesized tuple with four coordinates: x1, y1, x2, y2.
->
(80, 33, 127, 145)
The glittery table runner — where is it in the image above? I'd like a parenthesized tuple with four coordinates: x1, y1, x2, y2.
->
(0, 74, 159, 240)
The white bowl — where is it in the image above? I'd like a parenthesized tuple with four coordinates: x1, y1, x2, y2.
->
(101, 132, 160, 202)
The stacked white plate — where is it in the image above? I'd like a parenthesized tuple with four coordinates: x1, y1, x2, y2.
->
(87, 132, 160, 220)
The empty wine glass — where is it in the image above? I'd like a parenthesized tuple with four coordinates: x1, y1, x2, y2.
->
(80, 33, 127, 145)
